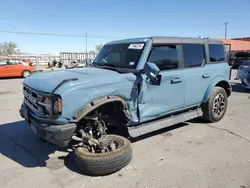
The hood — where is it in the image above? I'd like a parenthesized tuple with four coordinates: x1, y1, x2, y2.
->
(23, 67, 124, 93)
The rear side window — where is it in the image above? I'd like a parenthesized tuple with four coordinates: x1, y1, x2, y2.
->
(7, 59, 17, 65)
(15, 60, 23, 64)
(183, 44, 205, 68)
(148, 45, 179, 71)
(209, 44, 226, 62)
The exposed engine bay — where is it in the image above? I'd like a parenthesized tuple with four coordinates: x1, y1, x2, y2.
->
(72, 103, 127, 153)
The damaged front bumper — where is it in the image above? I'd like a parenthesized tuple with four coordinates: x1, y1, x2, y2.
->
(19, 103, 76, 147)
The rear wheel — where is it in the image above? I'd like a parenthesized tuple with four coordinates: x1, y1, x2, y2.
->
(73, 134, 132, 176)
(202, 87, 228, 123)
(22, 70, 31, 78)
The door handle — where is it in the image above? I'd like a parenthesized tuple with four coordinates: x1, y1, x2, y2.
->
(171, 77, 183, 84)
(202, 74, 210, 79)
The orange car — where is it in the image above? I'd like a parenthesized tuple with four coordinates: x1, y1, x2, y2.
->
(0, 58, 35, 78)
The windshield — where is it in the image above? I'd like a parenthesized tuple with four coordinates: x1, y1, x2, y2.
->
(93, 43, 145, 69)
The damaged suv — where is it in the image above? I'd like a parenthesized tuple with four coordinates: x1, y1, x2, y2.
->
(20, 37, 231, 175)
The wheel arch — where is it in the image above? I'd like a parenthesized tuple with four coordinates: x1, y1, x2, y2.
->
(215, 81, 232, 97)
(202, 79, 232, 103)
(72, 96, 131, 123)
(21, 69, 31, 77)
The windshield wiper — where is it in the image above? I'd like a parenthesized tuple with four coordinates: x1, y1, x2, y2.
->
(92, 62, 139, 73)
(92, 65, 119, 72)
(103, 63, 119, 68)
(92, 61, 119, 68)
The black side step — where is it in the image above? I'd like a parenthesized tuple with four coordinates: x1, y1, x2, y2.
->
(128, 108, 203, 137)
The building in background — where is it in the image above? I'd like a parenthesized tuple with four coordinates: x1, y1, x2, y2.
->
(211, 37, 250, 53)
(231, 37, 250, 42)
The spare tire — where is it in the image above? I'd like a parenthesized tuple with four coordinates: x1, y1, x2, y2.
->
(73, 134, 132, 176)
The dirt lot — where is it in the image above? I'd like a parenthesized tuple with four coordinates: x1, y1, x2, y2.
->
(0, 70, 250, 188)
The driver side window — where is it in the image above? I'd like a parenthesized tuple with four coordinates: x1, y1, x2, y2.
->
(148, 45, 179, 71)
(0, 60, 8, 66)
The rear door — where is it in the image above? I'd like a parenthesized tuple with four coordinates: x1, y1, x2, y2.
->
(16, 59, 27, 76)
(182, 43, 227, 108)
(0, 59, 9, 77)
(181, 43, 212, 107)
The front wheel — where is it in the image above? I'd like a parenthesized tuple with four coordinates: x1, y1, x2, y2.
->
(73, 134, 132, 176)
(201, 87, 228, 123)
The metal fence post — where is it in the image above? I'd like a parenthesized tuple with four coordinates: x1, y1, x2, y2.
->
(36, 56, 38, 70)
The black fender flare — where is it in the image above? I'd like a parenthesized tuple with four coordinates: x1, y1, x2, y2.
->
(72, 96, 131, 122)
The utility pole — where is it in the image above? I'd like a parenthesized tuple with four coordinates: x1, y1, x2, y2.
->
(85, 31, 88, 58)
(223, 22, 229, 39)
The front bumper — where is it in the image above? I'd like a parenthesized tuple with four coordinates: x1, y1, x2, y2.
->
(19, 103, 76, 147)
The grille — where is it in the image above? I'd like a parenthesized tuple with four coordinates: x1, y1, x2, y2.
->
(23, 85, 47, 116)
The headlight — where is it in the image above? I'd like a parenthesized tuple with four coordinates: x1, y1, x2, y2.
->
(53, 97, 62, 114)
(43, 96, 62, 116)
(43, 97, 52, 116)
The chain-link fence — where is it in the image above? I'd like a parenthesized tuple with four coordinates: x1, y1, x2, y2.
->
(0, 52, 97, 69)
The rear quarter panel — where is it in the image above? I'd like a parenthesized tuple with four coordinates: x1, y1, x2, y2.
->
(202, 62, 231, 103)
(20, 60, 35, 75)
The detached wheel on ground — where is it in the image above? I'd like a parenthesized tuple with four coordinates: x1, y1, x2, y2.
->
(22, 70, 31, 78)
(202, 86, 228, 123)
(73, 134, 132, 176)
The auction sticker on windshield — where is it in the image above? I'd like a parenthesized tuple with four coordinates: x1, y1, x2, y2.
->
(128, 43, 144, 49)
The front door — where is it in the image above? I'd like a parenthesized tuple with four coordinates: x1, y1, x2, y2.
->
(0, 59, 8, 77)
(138, 45, 185, 123)
(6, 59, 22, 77)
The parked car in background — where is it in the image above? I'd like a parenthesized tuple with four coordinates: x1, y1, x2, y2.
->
(0, 58, 34, 78)
(65, 58, 92, 69)
(228, 53, 234, 67)
(231, 52, 250, 69)
(238, 59, 250, 89)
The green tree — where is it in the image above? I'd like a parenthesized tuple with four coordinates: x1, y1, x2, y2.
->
(0, 42, 20, 56)
(95, 44, 103, 54)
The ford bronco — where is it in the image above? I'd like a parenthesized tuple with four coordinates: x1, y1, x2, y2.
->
(20, 37, 231, 175)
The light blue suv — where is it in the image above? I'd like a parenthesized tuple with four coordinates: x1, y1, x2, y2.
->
(20, 37, 231, 175)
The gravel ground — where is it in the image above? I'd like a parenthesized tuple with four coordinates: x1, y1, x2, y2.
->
(0, 69, 250, 188)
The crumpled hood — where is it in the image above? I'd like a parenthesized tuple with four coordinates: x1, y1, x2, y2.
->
(23, 67, 123, 93)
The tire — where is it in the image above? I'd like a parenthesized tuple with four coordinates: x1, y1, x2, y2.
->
(73, 134, 132, 176)
(22, 70, 31, 78)
(201, 87, 228, 123)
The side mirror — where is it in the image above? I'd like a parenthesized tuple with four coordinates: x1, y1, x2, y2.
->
(143, 62, 161, 85)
